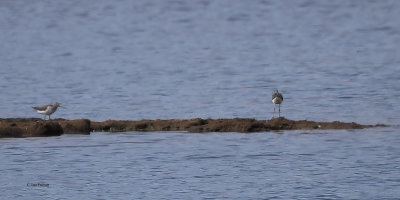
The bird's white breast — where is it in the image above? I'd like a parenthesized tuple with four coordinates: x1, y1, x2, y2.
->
(272, 97, 282, 104)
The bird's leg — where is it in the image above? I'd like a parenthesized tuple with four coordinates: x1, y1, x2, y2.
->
(273, 104, 276, 118)
(279, 104, 281, 117)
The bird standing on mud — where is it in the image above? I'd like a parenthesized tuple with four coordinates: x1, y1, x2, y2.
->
(33, 102, 61, 120)
(272, 89, 283, 118)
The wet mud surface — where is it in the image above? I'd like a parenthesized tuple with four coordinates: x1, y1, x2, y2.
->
(0, 117, 384, 138)
(0, 118, 90, 138)
(91, 117, 383, 133)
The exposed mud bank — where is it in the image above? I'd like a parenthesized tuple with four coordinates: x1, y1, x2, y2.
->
(0, 118, 63, 138)
(57, 119, 91, 134)
(0, 117, 384, 138)
(91, 117, 384, 133)
(0, 118, 90, 138)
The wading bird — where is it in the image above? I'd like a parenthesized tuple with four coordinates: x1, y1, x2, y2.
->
(33, 102, 62, 120)
(272, 90, 283, 118)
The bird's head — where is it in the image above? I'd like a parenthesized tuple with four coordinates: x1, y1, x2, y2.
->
(54, 102, 63, 108)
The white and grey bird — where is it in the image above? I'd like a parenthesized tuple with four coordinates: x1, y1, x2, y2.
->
(33, 102, 61, 120)
(272, 89, 283, 118)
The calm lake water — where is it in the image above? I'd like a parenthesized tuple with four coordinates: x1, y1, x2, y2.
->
(1, 0, 399, 199)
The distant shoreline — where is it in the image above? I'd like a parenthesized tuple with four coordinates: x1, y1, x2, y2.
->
(0, 117, 385, 138)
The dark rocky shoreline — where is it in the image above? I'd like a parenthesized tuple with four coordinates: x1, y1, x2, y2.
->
(0, 117, 385, 138)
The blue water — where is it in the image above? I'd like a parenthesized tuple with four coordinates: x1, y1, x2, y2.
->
(1, 129, 399, 200)
(1, 0, 400, 199)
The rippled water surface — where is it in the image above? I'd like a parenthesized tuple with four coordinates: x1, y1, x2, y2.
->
(1, 129, 399, 199)
(1, 0, 399, 124)
(1, 0, 400, 199)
